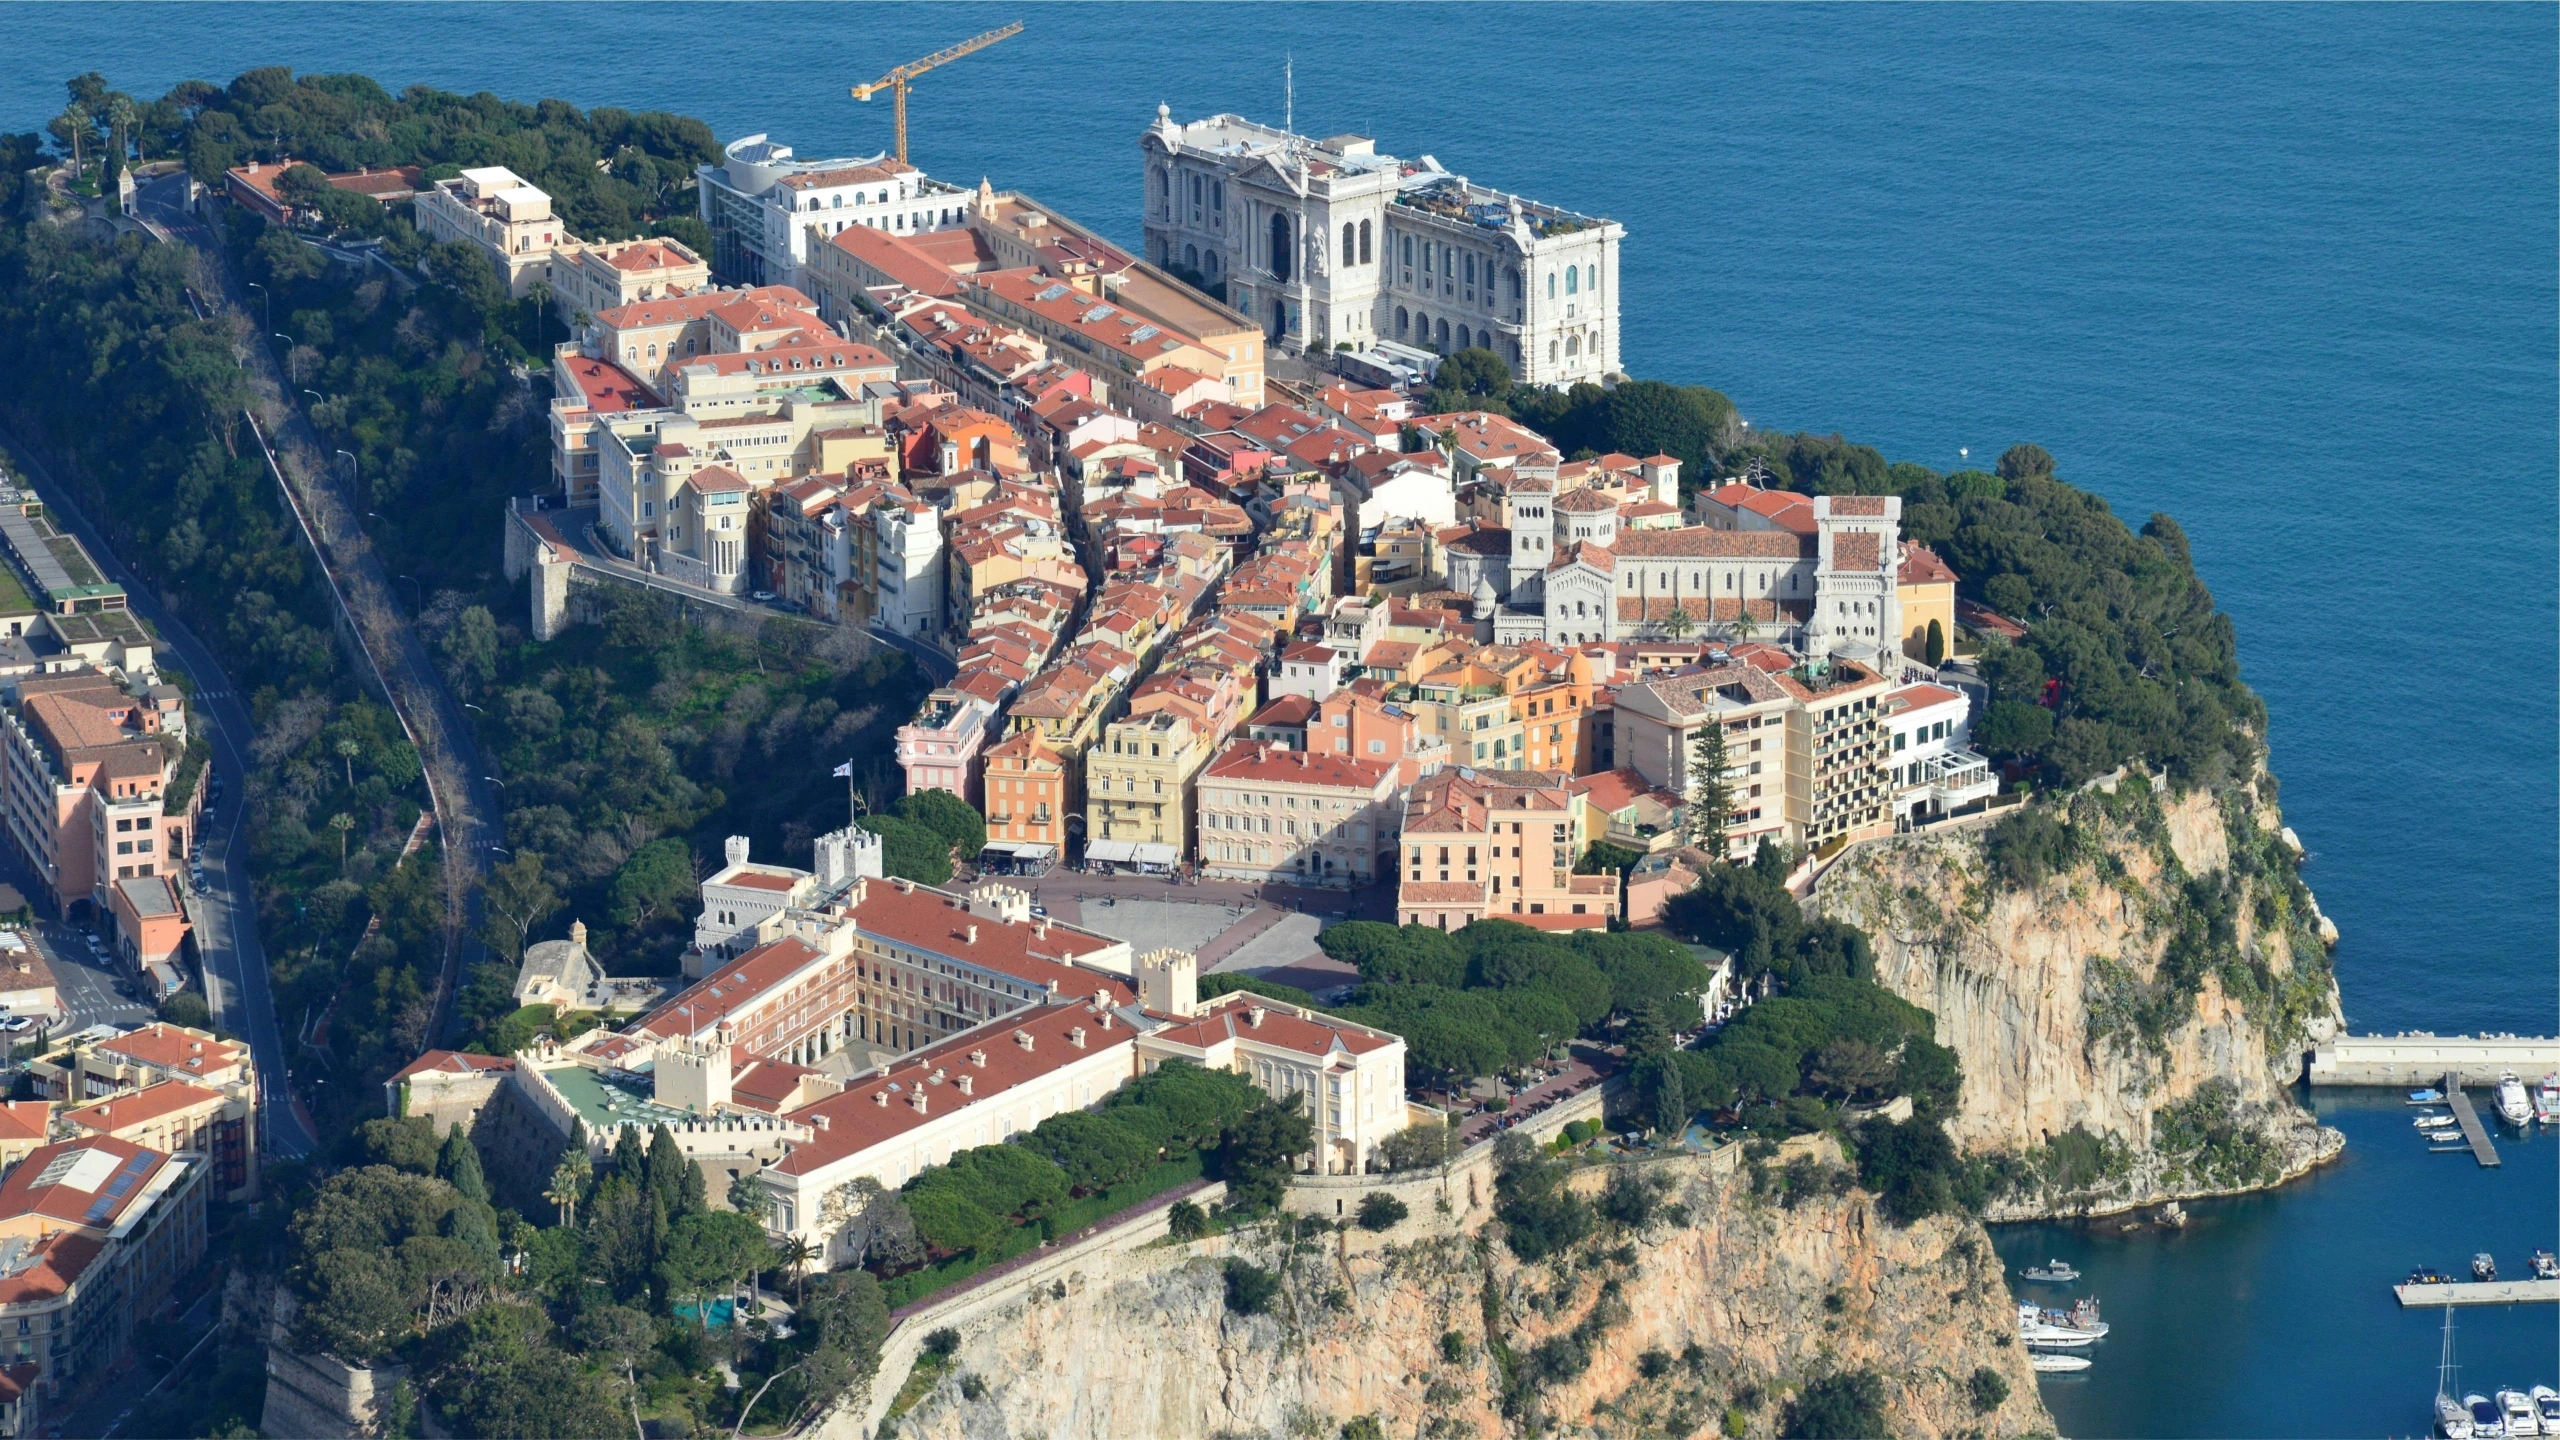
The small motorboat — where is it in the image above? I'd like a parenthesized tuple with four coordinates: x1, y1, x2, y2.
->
(2419, 1114, 2461, 1130)
(2020, 1259, 2080, 1283)
(2411, 1266, 2455, 1287)
(2532, 1250, 2559, 1281)
(2473, 1253, 2498, 1283)
(2465, 1392, 2505, 1438)
(2497, 1389, 2539, 1436)
(2411, 1088, 2447, 1104)
(2031, 1352, 2092, 1373)
(2062, 1297, 2108, 1337)
(2495, 1073, 2534, 1127)
(2016, 1303, 2099, 1348)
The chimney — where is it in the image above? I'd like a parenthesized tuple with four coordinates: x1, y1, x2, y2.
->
(910, 1090, 929, 1114)
(965, 924, 979, 945)
(1015, 1031, 1035, 1051)
(969, 1049, 987, 1068)
(1098, 1011, 1113, 1030)
(956, 1075, 973, 1096)
(873, 1090, 889, 1107)
(1068, 1027, 1087, 1049)
(813, 1113, 830, 1130)
(1247, 1006, 1267, 1028)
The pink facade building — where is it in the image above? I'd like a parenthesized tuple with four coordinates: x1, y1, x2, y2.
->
(894, 688, 995, 805)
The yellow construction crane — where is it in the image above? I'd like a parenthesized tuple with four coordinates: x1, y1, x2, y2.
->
(851, 22, 1024, 167)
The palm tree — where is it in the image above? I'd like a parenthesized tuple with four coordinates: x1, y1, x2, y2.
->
(1662, 604, 1694, 640)
(336, 737, 360, 788)
(776, 1235, 820, 1305)
(55, 102, 89, 179)
(1730, 609, 1759, 642)
(106, 95, 137, 169)
(546, 1148, 592, 1226)
(327, 812, 355, 870)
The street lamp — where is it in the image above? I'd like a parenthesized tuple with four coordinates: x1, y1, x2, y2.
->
(245, 281, 269, 333)
(483, 776, 506, 788)
(396, 574, 423, 610)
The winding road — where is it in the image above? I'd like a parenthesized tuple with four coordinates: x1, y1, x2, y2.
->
(0, 428, 319, 1160)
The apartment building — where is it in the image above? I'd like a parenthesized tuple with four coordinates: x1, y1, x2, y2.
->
(1084, 710, 1211, 866)
(26, 1023, 256, 1200)
(895, 690, 997, 807)
(0, 671, 191, 924)
(1143, 110, 1622, 383)
(980, 729, 1070, 863)
(1610, 663, 1795, 861)
(697, 134, 967, 292)
(413, 166, 571, 298)
(1197, 743, 1397, 888)
(0, 1136, 207, 1427)
(1777, 658, 1896, 850)
(1395, 766, 1617, 931)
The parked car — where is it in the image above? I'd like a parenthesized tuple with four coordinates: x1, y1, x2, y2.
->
(0, 1016, 33, 1033)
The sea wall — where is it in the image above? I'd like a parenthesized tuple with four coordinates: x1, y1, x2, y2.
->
(1811, 770, 2346, 1218)
(863, 1148, 2052, 1440)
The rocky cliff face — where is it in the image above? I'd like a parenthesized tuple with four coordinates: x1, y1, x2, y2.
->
(877, 1149, 2050, 1440)
(1810, 772, 2344, 1219)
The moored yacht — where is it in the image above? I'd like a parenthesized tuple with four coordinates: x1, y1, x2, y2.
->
(2531, 1250, 2558, 1281)
(2467, 1393, 2506, 1438)
(2532, 1387, 2558, 1432)
(2474, 1253, 2498, 1283)
(2496, 1389, 2538, 1436)
(2020, 1259, 2079, 1283)
(2495, 1072, 2533, 1126)
(2031, 1352, 2092, 1374)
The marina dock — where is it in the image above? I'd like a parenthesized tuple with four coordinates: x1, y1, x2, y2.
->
(2394, 1280, 2560, 1308)
(2442, 1073, 2500, 1168)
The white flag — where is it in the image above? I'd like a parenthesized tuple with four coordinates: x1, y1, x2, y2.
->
(831, 761, 854, 778)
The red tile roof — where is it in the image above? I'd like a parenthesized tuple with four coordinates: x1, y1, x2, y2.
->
(1145, 993, 1396, 1060)
(561, 355, 658, 413)
(1898, 543, 1958, 586)
(768, 1000, 1139, 1176)
(95, 1024, 242, 1078)
(62, 1081, 221, 1134)
(1204, 742, 1391, 791)
(388, 1051, 517, 1085)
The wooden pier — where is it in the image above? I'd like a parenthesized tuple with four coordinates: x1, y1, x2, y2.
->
(2443, 1072, 2501, 1168)
(2395, 1279, 2560, 1308)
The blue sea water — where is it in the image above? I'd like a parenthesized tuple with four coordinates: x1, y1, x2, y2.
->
(5, 6, 2552, 1434)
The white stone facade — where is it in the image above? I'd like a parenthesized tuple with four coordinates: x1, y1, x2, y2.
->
(1141, 111, 1622, 385)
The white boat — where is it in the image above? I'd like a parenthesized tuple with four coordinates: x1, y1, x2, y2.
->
(2017, 1303, 2099, 1348)
(2411, 1088, 2447, 1104)
(2434, 1304, 2474, 1439)
(2020, 1259, 2080, 1283)
(2417, 1114, 2460, 1129)
(2468, 1392, 2507, 1438)
(2031, 1352, 2092, 1373)
(2497, 1389, 2539, 1436)
(2533, 1387, 2558, 1432)
(2495, 1073, 2533, 1127)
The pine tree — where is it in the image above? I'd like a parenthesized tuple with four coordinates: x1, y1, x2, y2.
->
(1686, 719, 1735, 861)
(726, 1169, 767, 1219)
(1647, 1055, 1687, 1139)
(438, 1123, 488, 1205)
(1925, 618, 1946, 668)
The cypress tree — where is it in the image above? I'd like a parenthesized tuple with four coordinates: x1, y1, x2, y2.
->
(646, 1124, 689, 1215)
(1686, 720, 1734, 861)
(1925, 618, 1946, 668)
(612, 1125, 647, 1185)
(438, 1122, 488, 1205)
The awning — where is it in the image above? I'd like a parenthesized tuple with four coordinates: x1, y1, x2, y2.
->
(1085, 840, 1138, 863)
(1131, 844, 1180, 867)
(978, 842, 1024, 857)
(1012, 844, 1057, 861)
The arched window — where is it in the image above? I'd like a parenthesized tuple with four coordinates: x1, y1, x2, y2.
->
(1342, 222, 1356, 269)
(1547, 272, 1557, 299)
(831, 194, 842, 208)
(1359, 220, 1372, 264)
(1436, 318, 1450, 350)
(1206, 250, 1221, 277)
(1586, 264, 1598, 291)
(1395, 307, 1408, 337)
(1507, 267, 1520, 298)
(1457, 325, 1472, 350)
(1566, 268, 1579, 296)
(1269, 212, 1293, 283)
(1567, 335, 1580, 356)
(1158, 168, 1170, 196)
(1191, 174, 1201, 204)
(1185, 243, 1199, 270)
